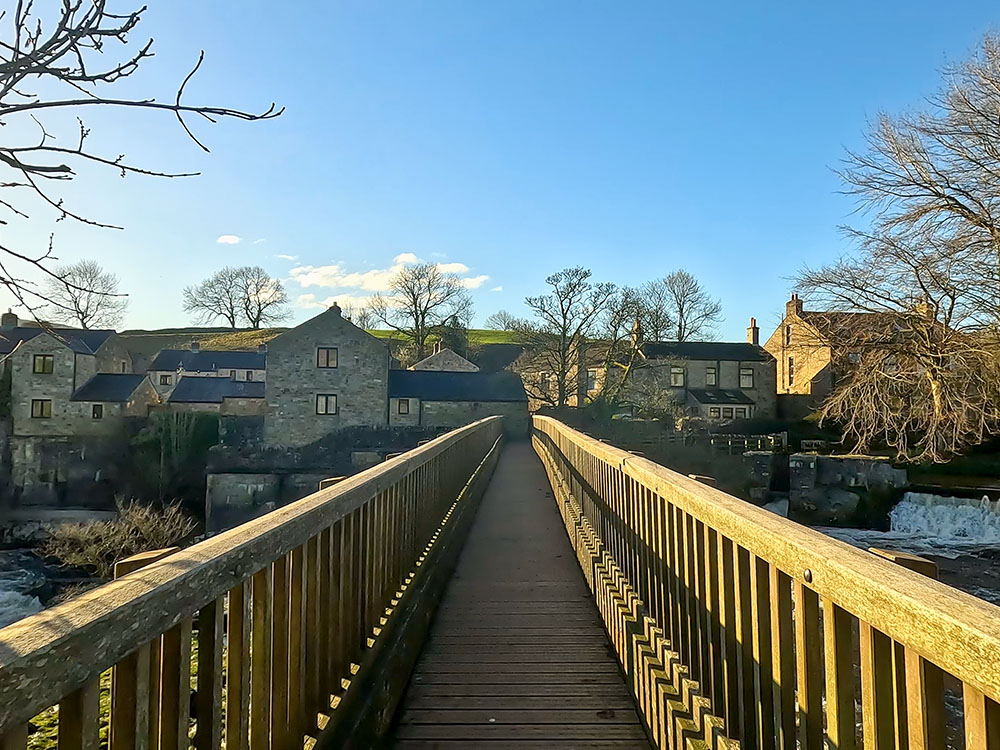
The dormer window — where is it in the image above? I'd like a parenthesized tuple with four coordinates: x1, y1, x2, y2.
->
(706, 367, 717, 386)
(317, 347, 338, 368)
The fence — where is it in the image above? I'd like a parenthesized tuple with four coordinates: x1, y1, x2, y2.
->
(0, 416, 504, 749)
(532, 415, 1000, 749)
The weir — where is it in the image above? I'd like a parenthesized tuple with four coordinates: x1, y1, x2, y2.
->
(0, 415, 998, 749)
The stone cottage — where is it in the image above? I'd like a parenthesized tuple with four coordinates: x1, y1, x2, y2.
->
(167, 377, 266, 415)
(148, 343, 266, 398)
(263, 303, 529, 447)
(628, 323, 777, 421)
(410, 346, 480, 372)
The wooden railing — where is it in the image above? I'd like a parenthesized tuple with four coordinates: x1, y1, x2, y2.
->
(533, 415, 1000, 750)
(0, 416, 504, 749)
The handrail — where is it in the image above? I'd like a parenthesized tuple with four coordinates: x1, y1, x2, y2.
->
(533, 415, 1000, 750)
(0, 415, 504, 747)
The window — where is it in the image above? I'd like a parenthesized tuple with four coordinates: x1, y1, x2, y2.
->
(32, 354, 54, 374)
(788, 357, 795, 387)
(246, 370, 254, 381)
(722, 407, 734, 419)
(587, 369, 598, 392)
(229, 370, 237, 380)
(784, 325, 792, 346)
(735, 407, 748, 419)
(398, 398, 410, 415)
(539, 372, 551, 392)
(705, 367, 717, 386)
(740, 367, 754, 389)
(709, 407, 721, 418)
(31, 399, 52, 418)
(316, 393, 338, 415)
(317, 347, 339, 368)
(120, 362, 127, 373)
(159, 374, 173, 386)
(670, 366, 685, 387)
(92, 404, 104, 420)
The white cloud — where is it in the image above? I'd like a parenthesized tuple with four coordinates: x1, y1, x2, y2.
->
(490, 285, 503, 292)
(276, 254, 299, 262)
(253, 238, 267, 245)
(461, 275, 490, 289)
(217, 234, 241, 245)
(394, 252, 421, 264)
(436, 262, 470, 274)
(296, 292, 378, 311)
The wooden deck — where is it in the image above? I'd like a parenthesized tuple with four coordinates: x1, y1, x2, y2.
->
(391, 441, 652, 749)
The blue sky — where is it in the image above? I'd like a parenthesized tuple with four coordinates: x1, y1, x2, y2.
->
(5, 1, 999, 339)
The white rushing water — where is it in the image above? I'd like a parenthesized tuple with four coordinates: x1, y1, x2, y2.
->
(820, 491, 1000, 558)
(0, 551, 44, 628)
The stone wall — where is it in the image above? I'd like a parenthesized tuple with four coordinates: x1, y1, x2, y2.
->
(9, 433, 131, 507)
(11, 334, 79, 438)
(205, 471, 339, 531)
(388, 397, 421, 427)
(763, 313, 834, 399)
(264, 306, 389, 446)
(421, 400, 530, 436)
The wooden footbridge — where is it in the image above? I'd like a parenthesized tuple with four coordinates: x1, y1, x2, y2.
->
(1, 416, 999, 749)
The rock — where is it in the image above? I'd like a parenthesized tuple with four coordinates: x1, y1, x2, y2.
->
(790, 488, 860, 524)
(763, 497, 790, 517)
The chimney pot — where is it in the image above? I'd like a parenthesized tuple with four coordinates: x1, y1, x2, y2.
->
(190, 340, 200, 352)
(786, 293, 803, 318)
(747, 317, 760, 346)
(329, 301, 341, 316)
(1, 310, 18, 330)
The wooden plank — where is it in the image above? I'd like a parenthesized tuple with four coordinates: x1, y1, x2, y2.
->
(903, 647, 944, 750)
(770, 568, 795, 750)
(195, 598, 224, 750)
(110, 644, 150, 750)
(964, 684, 1000, 750)
(0, 726, 28, 750)
(225, 581, 251, 750)
(824, 600, 856, 750)
(794, 583, 822, 750)
(58, 677, 101, 750)
(158, 619, 192, 750)
(271, 554, 290, 746)
(860, 623, 897, 750)
(289, 544, 306, 740)
(249, 566, 272, 750)
(398, 709, 642, 724)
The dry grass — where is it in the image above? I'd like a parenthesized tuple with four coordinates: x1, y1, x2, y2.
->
(40, 499, 197, 579)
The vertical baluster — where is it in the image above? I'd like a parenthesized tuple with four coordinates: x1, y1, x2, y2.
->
(769, 569, 795, 750)
(110, 645, 151, 750)
(704, 526, 724, 714)
(903, 649, 944, 750)
(289, 545, 306, 741)
(328, 520, 344, 694)
(824, 600, 856, 750)
(147, 636, 162, 748)
(735, 545, 757, 743)
(860, 623, 897, 750)
(718, 535, 741, 738)
(158, 619, 192, 750)
(270, 554, 290, 745)
(195, 597, 224, 750)
(58, 676, 101, 750)
(963, 684, 1000, 750)
(304, 535, 321, 721)
(750, 557, 775, 750)
(0, 726, 29, 750)
(694, 519, 711, 691)
(250, 567, 272, 750)
(794, 583, 822, 750)
(225, 581, 251, 750)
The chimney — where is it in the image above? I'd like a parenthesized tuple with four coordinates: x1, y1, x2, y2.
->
(1, 310, 17, 330)
(786, 293, 803, 318)
(747, 317, 760, 346)
(257, 343, 267, 354)
(433, 340, 443, 355)
(329, 301, 341, 316)
(190, 339, 200, 352)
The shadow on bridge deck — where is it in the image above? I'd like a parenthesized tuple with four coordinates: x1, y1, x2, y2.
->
(389, 441, 652, 748)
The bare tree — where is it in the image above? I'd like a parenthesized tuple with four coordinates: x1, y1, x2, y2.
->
(42, 259, 127, 329)
(0, 2, 280, 314)
(513, 267, 616, 407)
(183, 267, 242, 328)
(343, 304, 376, 330)
(485, 309, 520, 331)
(795, 33, 1000, 462)
(840, 34, 1000, 314)
(659, 270, 722, 341)
(371, 263, 473, 361)
(636, 279, 675, 342)
(184, 266, 288, 329)
(236, 266, 289, 328)
(595, 287, 644, 402)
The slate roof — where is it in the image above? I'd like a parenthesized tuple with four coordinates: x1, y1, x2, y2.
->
(148, 349, 266, 373)
(167, 377, 266, 404)
(640, 341, 772, 362)
(469, 343, 525, 373)
(0, 327, 115, 356)
(71, 374, 149, 402)
(688, 388, 756, 406)
(388, 370, 527, 402)
(410, 348, 480, 372)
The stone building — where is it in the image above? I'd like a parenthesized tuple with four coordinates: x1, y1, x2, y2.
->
(167, 378, 266, 415)
(410, 346, 479, 372)
(628, 323, 777, 421)
(388, 370, 528, 434)
(264, 303, 391, 447)
(763, 293, 880, 415)
(148, 343, 266, 398)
